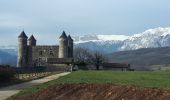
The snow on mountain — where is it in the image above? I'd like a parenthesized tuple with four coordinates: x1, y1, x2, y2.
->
(74, 34, 128, 53)
(97, 35, 129, 41)
(121, 27, 170, 50)
(75, 27, 170, 53)
(74, 34, 129, 43)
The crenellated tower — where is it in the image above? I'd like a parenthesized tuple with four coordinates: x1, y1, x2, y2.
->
(17, 31, 28, 67)
(58, 31, 68, 58)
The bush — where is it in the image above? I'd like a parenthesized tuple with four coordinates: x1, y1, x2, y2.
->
(74, 61, 87, 66)
(73, 61, 89, 70)
(0, 65, 15, 82)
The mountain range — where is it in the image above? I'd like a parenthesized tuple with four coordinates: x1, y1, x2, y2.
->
(75, 27, 170, 53)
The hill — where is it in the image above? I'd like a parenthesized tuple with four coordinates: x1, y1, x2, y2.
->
(108, 47, 170, 70)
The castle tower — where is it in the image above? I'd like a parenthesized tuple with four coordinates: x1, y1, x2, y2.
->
(28, 35, 36, 46)
(17, 31, 28, 67)
(59, 31, 68, 58)
(67, 35, 73, 58)
(27, 35, 36, 67)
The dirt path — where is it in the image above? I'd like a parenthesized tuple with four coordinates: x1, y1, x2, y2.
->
(0, 72, 70, 100)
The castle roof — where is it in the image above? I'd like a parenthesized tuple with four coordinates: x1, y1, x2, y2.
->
(67, 35, 73, 41)
(28, 35, 36, 41)
(18, 31, 28, 38)
(59, 31, 67, 39)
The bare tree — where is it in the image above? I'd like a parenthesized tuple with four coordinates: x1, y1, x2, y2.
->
(73, 47, 91, 63)
(90, 51, 108, 70)
(74, 48, 108, 70)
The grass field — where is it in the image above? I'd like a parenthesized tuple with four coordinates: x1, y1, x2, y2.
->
(11, 70, 170, 98)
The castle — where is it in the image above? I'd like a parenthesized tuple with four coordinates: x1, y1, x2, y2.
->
(17, 31, 73, 67)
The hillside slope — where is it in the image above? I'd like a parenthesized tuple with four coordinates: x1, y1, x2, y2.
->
(108, 47, 170, 70)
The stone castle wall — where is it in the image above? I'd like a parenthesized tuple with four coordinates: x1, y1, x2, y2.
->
(28, 45, 59, 67)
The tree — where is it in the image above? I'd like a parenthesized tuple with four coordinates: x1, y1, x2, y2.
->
(90, 51, 108, 70)
(73, 47, 91, 64)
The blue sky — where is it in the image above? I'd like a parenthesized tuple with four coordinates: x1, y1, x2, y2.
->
(0, 0, 170, 45)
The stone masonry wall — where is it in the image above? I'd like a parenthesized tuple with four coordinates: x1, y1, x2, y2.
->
(28, 45, 59, 67)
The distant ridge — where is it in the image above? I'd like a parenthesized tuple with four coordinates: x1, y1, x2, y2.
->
(108, 46, 170, 70)
(0, 50, 17, 66)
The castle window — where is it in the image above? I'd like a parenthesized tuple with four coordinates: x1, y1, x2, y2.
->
(49, 50, 54, 56)
(39, 58, 42, 62)
(39, 51, 43, 56)
(39, 57, 47, 62)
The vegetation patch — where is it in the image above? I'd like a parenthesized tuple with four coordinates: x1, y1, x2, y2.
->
(0, 65, 15, 81)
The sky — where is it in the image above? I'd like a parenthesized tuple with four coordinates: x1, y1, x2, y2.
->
(0, 0, 170, 45)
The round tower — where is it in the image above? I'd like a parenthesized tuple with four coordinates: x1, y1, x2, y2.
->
(28, 35, 36, 46)
(67, 35, 73, 58)
(17, 31, 28, 67)
(59, 31, 68, 58)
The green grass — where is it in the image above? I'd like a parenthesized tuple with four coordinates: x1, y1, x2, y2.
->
(10, 70, 170, 99)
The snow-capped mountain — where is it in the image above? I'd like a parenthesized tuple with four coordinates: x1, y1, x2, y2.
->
(74, 34, 129, 43)
(121, 27, 170, 50)
(74, 27, 170, 53)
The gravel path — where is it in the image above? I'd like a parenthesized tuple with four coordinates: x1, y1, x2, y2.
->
(0, 72, 70, 100)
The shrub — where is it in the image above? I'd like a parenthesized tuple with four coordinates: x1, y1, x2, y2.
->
(74, 61, 87, 66)
(0, 65, 15, 82)
(73, 61, 88, 70)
